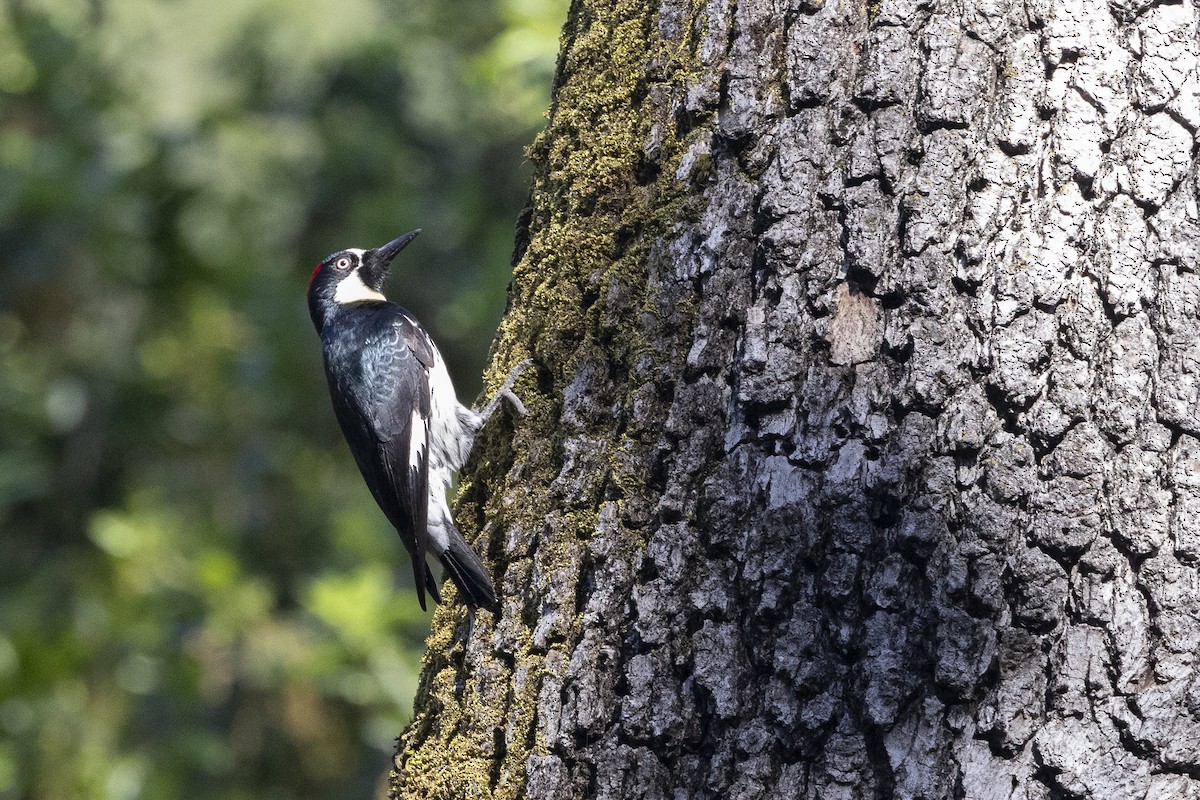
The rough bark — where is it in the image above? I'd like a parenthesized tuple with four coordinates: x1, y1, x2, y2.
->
(392, 0, 1200, 798)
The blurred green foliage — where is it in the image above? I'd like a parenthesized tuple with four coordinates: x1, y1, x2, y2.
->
(0, 0, 563, 796)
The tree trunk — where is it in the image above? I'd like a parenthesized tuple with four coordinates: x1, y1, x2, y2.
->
(392, 0, 1200, 798)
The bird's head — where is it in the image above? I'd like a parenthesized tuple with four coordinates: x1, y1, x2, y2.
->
(307, 229, 421, 332)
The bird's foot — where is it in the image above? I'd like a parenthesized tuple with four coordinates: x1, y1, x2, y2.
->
(477, 358, 533, 424)
(498, 386, 528, 417)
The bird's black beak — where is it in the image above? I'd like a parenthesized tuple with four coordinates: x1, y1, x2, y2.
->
(360, 229, 421, 290)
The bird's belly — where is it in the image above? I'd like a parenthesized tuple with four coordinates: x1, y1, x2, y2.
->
(427, 356, 472, 472)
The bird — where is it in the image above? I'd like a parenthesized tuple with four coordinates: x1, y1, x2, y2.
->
(307, 229, 528, 613)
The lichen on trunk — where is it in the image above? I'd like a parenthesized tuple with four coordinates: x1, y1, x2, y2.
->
(394, 0, 1200, 798)
(391, 0, 704, 797)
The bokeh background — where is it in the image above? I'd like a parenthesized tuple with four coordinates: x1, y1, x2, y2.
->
(0, 0, 565, 796)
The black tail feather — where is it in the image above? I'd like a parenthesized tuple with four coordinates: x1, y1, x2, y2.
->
(424, 564, 441, 608)
(439, 529, 499, 613)
(410, 562, 441, 612)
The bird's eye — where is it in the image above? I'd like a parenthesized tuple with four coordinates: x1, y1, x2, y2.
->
(334, 256, 353, 271)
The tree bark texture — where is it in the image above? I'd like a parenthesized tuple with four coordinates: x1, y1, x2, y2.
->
(392, 0, 1200, 798)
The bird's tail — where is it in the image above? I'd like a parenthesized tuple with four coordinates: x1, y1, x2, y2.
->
(438, 527, 499, 613)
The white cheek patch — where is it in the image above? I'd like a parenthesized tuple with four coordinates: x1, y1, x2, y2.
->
(334, 267, 386, 305)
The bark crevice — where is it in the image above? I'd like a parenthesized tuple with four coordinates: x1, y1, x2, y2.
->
(393, 0, 1200, 798)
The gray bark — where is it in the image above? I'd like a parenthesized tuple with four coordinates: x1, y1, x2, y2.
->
(394, 1, 1200, 798)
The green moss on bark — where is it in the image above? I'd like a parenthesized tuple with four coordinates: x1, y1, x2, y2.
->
(391, 0, 704, 797)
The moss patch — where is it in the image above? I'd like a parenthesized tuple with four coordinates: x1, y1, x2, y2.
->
(391, 0, 705, 797)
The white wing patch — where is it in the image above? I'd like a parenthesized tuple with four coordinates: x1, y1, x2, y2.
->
(334, 266, 386, 305)
(408, 408, 426, 472)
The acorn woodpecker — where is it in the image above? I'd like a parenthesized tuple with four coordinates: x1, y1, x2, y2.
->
(307, 229, 527, 613)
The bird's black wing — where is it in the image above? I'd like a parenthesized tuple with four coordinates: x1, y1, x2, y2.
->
(361, 309, 440, 609)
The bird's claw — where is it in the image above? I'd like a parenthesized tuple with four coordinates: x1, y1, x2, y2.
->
(500, 387, 528, 417)
(478, 358, 534, 423)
